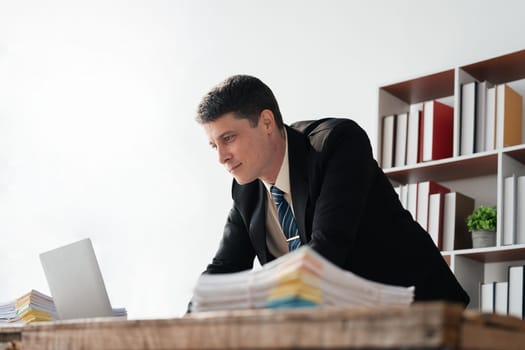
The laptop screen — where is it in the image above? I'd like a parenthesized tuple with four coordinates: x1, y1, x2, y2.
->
(39, 238, 113, 320)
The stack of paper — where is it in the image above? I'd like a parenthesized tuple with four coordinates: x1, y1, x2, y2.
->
(0, 290, 57, 323)
(111, 307, 128, 317)
(191, 246, 414, 312)
(0, 290, 127, 323)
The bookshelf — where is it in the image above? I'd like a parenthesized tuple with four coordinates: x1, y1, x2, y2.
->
(378, 48, 525, 311)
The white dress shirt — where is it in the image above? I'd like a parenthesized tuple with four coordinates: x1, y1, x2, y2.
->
(261, 129, 295, 258)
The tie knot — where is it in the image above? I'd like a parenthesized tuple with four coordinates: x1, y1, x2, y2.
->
(270, 186, 285, 200)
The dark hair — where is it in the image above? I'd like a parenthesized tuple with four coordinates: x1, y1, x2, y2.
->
(196, 75, 284, 128)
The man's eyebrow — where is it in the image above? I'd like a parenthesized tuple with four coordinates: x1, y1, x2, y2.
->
(217, 131, 234, 139)
(208, 130, 234, 147)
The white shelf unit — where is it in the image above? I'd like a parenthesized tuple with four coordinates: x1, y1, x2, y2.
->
(377, 49, 525, 310)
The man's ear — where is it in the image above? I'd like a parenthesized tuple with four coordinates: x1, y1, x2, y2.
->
(259, 109, 275, 133)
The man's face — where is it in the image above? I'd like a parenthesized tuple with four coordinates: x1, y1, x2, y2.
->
(203, 112, 275, 185)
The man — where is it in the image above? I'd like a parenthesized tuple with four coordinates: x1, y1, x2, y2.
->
(196, 74, 469, 305)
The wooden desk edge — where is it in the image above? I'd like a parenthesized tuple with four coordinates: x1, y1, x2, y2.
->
(17, 302, 466, 350)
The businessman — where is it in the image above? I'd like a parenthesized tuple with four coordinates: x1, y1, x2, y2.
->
(196, 74, 469, 305)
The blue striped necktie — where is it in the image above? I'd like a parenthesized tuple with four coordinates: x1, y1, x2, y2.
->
(270, 186, 301, 251)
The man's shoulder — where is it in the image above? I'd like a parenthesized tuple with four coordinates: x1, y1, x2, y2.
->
(289, 117, 361, 150)
(290, 117, 357, 136)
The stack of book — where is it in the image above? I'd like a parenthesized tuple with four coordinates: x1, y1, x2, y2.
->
(459, 81, 522, 156)
(480, 264, 525, 319)
(191, 247, 414, 312)
(381, 82, 523, 169)
(0, 290, 57, 324)
(381, 99, 454, 169)
(394, 181, 475, 251)
(502, 174, 525, 246)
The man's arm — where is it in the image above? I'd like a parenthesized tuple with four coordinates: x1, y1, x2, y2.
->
(307, 121, 378, 267)
(204, 205, 256, 274)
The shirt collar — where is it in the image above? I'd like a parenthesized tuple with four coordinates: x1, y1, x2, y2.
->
(262, 128, 291, 194)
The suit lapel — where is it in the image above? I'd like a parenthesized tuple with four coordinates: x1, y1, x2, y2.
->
(250, 181, 269, 262)
(286, 126, 311, 244)
(233, 180, 269, 263)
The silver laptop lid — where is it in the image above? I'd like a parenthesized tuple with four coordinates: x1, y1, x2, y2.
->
(40, 238, 113, 320)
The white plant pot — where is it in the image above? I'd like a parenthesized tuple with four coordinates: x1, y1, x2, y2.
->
(472, 230, 496, 248)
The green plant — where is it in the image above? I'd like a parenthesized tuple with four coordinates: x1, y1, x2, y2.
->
(466, 205, 497, 232)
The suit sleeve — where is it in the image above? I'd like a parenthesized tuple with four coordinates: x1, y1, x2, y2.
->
(203, 205, 256, 274)
(308, 121, 378, 267)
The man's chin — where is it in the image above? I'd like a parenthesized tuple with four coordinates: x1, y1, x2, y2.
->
(234, 176, 256, 185)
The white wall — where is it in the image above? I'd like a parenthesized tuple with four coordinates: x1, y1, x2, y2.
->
(1, 0, 525, 319)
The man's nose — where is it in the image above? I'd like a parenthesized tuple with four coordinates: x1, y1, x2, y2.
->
(217, 145, 230, 164)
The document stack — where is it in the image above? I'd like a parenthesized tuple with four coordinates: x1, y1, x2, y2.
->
(0, 290, 57, 324)
(111, 307, 128, 318)
(0, 290, 127, 323)
(191, 246, 414, 312)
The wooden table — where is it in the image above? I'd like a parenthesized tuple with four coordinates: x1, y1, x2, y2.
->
(0, 326, 21, 350)
(2, 302, 525, 349)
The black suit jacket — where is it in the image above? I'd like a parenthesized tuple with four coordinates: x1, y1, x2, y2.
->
(205, 118, 470, 305)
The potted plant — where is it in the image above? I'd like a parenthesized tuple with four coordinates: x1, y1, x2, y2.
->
(466, 205, 497, 248)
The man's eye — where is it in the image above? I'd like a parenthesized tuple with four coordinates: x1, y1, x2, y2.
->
(210, 144, 217, 150)
(223, 135, 235, 143)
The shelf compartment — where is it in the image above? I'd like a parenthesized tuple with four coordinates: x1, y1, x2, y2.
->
(503, 144, 525, 164)
(381, 69, 454, 104)
(384, 151, 498, 184)
(461, 49, 525, 84)
(450, 244, 525, 263)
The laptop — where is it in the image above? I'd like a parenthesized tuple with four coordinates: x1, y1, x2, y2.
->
(39, 238, 114, 320)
